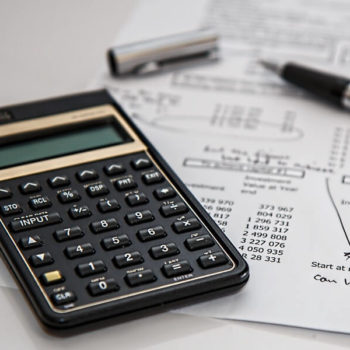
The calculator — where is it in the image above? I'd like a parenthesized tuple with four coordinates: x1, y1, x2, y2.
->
(0, 90, 248, 328)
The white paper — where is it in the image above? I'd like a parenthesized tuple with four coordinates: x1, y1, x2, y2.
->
(88, 0, 350, 333)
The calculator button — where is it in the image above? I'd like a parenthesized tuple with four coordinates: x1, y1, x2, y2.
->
(160, 202, 188, 217)
(125, 269, 156, 287)
(19, 235, 43, 249)
(101, 234, 131, 250)
(149, 243, 180, 259)
(86, 183, 109, 197)
(131, 158, 152, 170)
(90, 218, 119, 233)
(54, 226, 84, 242)
(29, 196, 52, 210)
(48, 175, 70, 188)
(153, 187, 176, 200)
(10, 212, 62, 232)
(0, 187, 12, 199)
(97, 198, 120, 213)
(142, 171, 164, 185)
(185, 235, 214, 251)
(162, 260, 193, 278)
(137, 226, 167, 242)
(76, 260, 107, 277)
(69, 205, 92, 220)
(76, 169, 98, 182)
(172, 218, 201, 233)
(198, 252, 228, 269)
(29, 252, 54, 267)
(51, 290, 76, 306)
(57, 190, 81, 203)
(41, 270, 64, 285)
(104, 163, 125, 176)
(125, 192, 149, 206)
(125, 210, 154, 225)
(113, 251, 143, 268)
(65, 243, 95, 259)
(88, 279, 119, 296)
(115, 176, 137, 191)
(0, 203, 22, 216)
(19, 181, 41, 194)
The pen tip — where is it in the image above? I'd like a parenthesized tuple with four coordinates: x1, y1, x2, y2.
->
(258, 59, 282, 74)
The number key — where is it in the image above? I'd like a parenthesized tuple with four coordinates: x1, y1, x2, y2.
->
(90, 218, 119, 233)
(88, 279, 119, 296)
(54, 226, 84, 242)
(125, 210, 154, 225)
(101, 234, 131, 250)
(137, 226, 167, 242)
(113, 251, 143, 268)
(65, 243, 95, 259)
(76, 260, 107, 277)
(149, 243, 180, 259)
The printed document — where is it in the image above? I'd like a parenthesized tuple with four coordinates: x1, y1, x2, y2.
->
(89, 0, 350, 333)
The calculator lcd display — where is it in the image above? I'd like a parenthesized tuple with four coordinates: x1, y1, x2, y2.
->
(0, 122, 129, 169)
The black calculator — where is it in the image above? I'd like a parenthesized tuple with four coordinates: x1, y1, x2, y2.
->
(0, 90, 248, 328)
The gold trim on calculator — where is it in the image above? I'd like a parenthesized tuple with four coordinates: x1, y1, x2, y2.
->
(0, 105, 235, 314)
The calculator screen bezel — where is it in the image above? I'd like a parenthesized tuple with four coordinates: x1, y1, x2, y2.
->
(0, 105, 147, 181)
(0, 116, 132, 170)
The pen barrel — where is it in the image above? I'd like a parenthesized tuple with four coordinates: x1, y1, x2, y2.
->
(282, 63, 349, 107)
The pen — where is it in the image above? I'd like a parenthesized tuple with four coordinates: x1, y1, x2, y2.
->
(259, 60, 350, 110)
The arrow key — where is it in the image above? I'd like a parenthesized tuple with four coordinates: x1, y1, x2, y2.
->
(48, 175, 70, 188)
(0, 187, 12, 200)
(76, 169, 98, 182)
(104, 163, 125, 176)
(19, 181, 41, 194)
(131, 158, 152, 170)
(29, 252, 54, 267)
(19, 235, 43, 250)
(154, 186, 176, 200)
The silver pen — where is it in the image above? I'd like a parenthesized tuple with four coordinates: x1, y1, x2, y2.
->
(108, 28, 219, 76)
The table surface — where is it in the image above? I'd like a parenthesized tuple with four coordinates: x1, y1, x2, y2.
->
(0, 1, 349, 349)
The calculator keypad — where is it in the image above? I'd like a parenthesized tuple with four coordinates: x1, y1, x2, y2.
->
(0, 152, 234, 310)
